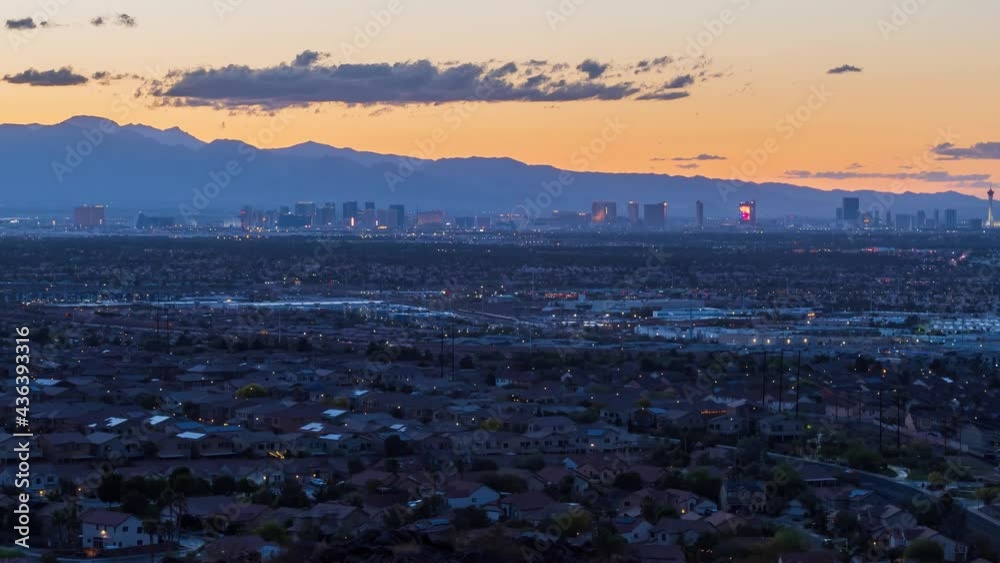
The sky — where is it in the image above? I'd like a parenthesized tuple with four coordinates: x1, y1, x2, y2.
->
(2, 0, 999, 196)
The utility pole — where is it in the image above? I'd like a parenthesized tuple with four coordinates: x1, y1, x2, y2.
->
(760, 351, 768, 414)
(439, 327, 445, 379)
(777, 350, 784, 414)
(878, 390, 883, 454)
(795, 351, 801, 420)
(896, 390, 902, 451)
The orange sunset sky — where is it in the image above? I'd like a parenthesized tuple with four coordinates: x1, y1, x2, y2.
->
(2, 0, 998, 197)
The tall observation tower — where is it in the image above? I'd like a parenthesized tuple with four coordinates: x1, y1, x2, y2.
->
(989, 186, 996, 228)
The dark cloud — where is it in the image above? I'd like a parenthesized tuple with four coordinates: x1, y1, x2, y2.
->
(827, 64, 862, 74)
(784, 169, 990, 183)
(117, 13, 137, 27)
(293, 50, 327, 67)
(523, 74, 549, 89)
(488, 62, 518, 79)
(3, 67, 88, 87)
(634, 56, 674, 73)
(5, 17, 36, 29)
(150, 55, 719, 108)
(90, 16, 105, 26)
(152, 59, 656, 107)
(636, 91, 690, 101)
(673, 154, 726, 161)
(676, 163, 700, 169)
(577, 59, 609, 79)
(933, 142, 1000, 160)
(663, 74, 695, 89)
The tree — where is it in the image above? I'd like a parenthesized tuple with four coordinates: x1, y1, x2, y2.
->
(453, 507, 490, 530)
(383, 435, 411, 457)
(613, 472, 643, 491)
(143, 519, 160, 563)
(211, 475, 236, 495)
(927, 471, 949, 490)
(277, 481, 310, 508)
(255, 521, 290, 545)
(592, 525, 627, 559)
(767, 528, 810, 553)
(975, 487, 1000, 508)
(516, 455, 546, 472)
(384, 459, 400, 475)
(122, 490, 149, 516)
(905, 538, 945, 563)
(845, 444, 883, 471)
(97, 473, 123, 506)
(236, 384, 269, 399)
(347, 458, 364, 474)
(160, 520, 176, 548)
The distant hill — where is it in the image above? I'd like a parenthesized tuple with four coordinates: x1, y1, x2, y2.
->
(0, 116, 989, 222)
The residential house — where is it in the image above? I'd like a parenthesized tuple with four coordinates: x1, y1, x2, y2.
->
(81, 509, 160, 550)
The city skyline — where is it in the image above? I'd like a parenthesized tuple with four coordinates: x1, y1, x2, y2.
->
(1, 1, 999, 197)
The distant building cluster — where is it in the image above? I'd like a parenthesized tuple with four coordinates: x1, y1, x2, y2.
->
(835, 196, 970, 231)
(72, 205, 106, 228)
(63, 189, 999, 233)
(236, 202, 488, 232)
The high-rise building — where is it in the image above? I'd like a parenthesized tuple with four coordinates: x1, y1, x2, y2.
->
(361, 201, 377, 228)
(591, 201, 617, 224)
(417, 211, 445, 226)
(136, 213, 175, 230)
(73, 205, 106, 228)
(917, 210, 927, 228)
(627, 201, 640, 224)
(696, 200, 704, 229)
(342, 201, 359, 226)
(239, 206, 254, 230)
(319, 203, 337, 226)
(944, 209, 958, 230)
(988, 187, 996, 228)
(388, 204, 405, 229)
(738, 201, 756, 225)
(842, 197, 860, 222)
(643, 202, 667, 228)
(294, 201, 317, 220)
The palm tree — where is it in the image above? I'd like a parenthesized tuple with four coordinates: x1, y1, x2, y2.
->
(161, 520, 176, 549)
(142, 520, 160, 563)
(51, 508, 67, 547)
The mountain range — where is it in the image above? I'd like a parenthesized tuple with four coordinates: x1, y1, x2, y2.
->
(0, 116, 990, 222)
